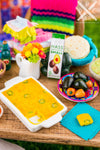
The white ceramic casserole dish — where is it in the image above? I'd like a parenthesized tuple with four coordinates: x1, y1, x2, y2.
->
(0, 76, 67, 132)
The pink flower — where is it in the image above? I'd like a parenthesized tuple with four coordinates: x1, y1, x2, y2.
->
(38, 50, 46, 59)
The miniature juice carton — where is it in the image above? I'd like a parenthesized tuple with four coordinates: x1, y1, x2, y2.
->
(47, 33, 65, 79)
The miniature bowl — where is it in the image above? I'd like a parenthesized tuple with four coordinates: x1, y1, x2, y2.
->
(0, 60, 6, 78)
(0, 105, 3, 118)
(89, 58, 100, 81)
(71, 35, 98, 66)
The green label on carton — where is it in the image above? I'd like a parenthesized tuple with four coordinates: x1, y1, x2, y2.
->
(47, 33, 65, 79)
(52, 33, 65, 39)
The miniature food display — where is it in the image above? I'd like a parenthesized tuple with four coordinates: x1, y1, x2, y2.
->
(61, 68, 69, 77)
(47, 33, 65, 79)
(62, 72, 93, 99)
(41, 52, 72, 77)
(2, 78, 64, 124)
(91, 58, 100, 76)
(73, 79, 88, 91)
(75, 89, 85, 98)
(73, 72, 88, 82)
(64, 36, 90, 59)
(63, 77, 74, 90)
(77, 113, 93, 126)
(58, 72, 99, 102)
(86, 80, 93, 88)
(41, 66, 47, 76)
(67, 88, 75, 96)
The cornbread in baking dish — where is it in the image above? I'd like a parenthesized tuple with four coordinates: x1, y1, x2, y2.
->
(77, 113, 93, 126)
(2, 78, 64, 124)
(64, 36, 90, 59)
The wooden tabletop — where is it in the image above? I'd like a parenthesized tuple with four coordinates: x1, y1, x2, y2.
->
(0, 62, 100, 147)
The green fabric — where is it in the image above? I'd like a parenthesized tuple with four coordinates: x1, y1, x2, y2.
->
(32, 17, 74, 29)
(31, 16, 74, 26)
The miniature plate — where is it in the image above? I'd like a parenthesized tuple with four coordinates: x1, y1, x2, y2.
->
(57, 73, 99, 102)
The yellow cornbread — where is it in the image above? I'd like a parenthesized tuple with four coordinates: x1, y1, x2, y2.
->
(76, 113, 93, 126)
(2, 78, 64, 124)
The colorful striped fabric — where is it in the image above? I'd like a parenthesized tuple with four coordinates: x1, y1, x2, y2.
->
(31, 0, 77, 35)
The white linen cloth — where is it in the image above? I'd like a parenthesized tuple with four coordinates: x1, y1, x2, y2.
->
(0, 139, 25, 150)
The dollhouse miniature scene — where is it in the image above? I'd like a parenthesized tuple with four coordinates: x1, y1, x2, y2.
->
(0, 0, 100, 149)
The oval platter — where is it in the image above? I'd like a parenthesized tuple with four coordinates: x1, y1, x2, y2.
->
(57, 73, 99, 102)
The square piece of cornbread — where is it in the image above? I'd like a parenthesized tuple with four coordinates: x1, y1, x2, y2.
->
(77, 113, 93, 126)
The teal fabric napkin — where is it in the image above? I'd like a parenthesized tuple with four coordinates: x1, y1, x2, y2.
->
(61, 103, 100, 141)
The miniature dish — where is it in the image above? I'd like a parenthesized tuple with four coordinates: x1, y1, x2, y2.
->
(57, 73, 99, 102)
(0, 105, 3, 118)
(0, 60, 6, 78)
(0, 76, 67, 132)
(89, 58, 100, 81)
(64, 35, 90, 59)
(68, 35, 98, 66)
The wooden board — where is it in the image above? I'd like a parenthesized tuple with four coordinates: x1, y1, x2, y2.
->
(0, 62, 100, 147)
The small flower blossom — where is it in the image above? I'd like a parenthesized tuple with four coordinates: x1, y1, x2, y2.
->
(23, 46, 28, 52)
(26, 43, 33, 50)
(38, 50, 46, 59)
(21, 43, 45, 63)
(25, 51, 31, 58)
(32, 48, 39, 54)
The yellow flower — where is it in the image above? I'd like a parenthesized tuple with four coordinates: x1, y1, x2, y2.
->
(41, 48, 44, 51)
(23, 46, 28, 51)
(32, 48, 39, 54)
(26, 43, 33, 50)
(25, 51, 31, 58)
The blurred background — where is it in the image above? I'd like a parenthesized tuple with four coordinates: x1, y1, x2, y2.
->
(0, 0, 30, 27)
(0, 0, 100, 26)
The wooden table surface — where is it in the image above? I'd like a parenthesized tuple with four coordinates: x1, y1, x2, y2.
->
(0, 62, 100, 147)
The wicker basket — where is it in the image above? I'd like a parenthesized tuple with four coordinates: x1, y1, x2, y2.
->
(25, 8, 84, 36)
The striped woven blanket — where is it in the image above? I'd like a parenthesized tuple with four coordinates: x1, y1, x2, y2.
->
(31, 0, 77, 35)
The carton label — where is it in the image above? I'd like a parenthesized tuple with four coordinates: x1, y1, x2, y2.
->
(47, 33, 65, 79)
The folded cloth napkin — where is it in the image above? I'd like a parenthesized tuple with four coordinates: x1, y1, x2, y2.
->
(61, 103, 100, 141)
(0, 139, 25, 150)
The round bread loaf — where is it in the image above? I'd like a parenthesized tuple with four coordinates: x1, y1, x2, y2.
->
(64, 35, 90, 59)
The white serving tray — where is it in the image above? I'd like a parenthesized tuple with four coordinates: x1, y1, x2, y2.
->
(0, 76, 67, 132)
